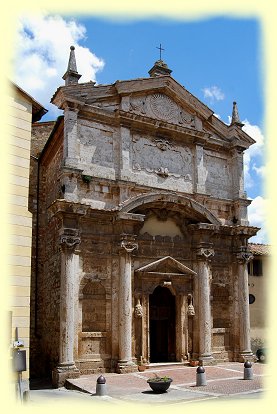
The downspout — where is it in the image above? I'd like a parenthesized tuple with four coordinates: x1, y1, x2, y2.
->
(30, 154, 40, 338)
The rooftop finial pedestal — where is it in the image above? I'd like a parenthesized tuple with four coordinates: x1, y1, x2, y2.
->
(62, 45, 82, 86)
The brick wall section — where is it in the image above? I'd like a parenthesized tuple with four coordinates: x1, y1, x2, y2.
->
(29, 120, 64, 376)
(31, 121, 55, 157)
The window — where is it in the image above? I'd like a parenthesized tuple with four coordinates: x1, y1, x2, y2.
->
(249, 294, 256, 304)
(248, 259, 263, 276)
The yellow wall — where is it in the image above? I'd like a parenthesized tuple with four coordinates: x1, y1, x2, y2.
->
(7, 86, 33, 385)
(249, 255, 269, 350)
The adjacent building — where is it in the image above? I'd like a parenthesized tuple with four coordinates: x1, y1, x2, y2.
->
(30, 47, 259, 387)
(8, 82, 47, 396)
(248, 243, 269, 353)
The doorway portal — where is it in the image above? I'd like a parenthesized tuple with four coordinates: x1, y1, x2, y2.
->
(149, 286, 176, 362)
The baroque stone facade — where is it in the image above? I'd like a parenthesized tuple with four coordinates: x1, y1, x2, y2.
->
(30, 47, 259, 386)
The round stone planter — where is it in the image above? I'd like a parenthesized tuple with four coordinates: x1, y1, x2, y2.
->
(189, 360, 199, 367)
(147, 378, 172, 393)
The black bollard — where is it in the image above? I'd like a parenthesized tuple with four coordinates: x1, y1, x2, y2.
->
(96, 375, 107, 396)
(196, 365, 207, 386)
(243, 361, 253, 380)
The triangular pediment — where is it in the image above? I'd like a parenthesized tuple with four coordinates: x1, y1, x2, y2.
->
(52, 74, 255, 148)
(136, 256, 196, 276)
(116, 76, 214, 121)
(127, 91, 198, 130)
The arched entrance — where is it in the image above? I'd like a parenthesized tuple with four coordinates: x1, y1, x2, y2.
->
(149, 286, 176, 362)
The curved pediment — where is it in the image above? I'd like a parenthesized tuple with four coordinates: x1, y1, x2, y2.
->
(136, 256, 196, 276)
(119, 192, 221, 225)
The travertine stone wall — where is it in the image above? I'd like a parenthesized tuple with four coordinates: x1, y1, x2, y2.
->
(31, 74, 258, 381)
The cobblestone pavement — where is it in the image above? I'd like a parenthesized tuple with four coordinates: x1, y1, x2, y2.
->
(35, 361, 266, 405)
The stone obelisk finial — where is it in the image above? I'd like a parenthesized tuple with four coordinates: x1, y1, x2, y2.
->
(62, 46, 82, 86)
(231, 101, 244, 127)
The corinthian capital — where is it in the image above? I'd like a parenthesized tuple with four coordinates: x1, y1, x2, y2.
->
(60, 234, 81, 251)
(236, 251, 253, 264)
(196, 247, 215, 260)
(121, 239, 138, 253)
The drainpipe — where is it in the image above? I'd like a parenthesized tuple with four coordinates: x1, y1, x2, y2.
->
(30, 155, 40, 338)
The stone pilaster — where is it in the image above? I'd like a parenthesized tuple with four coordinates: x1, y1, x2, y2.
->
(231, 149, 245, 199)
(117, 236, 138, 373)
(195, 144, 207, 194)
(176, 294, 187, 361)
(52, 233, 80, 387)
(236, 249, 254, 361)
(63, 104, 79, 167)
(196, 247, 214, 364)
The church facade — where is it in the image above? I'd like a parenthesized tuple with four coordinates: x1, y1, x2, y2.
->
(30, 46, 259, 386)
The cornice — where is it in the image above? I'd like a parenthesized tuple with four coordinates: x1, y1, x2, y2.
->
(116, 109, 210, 142)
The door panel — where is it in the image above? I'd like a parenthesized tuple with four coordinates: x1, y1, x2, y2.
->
(149, 286, 176, 362)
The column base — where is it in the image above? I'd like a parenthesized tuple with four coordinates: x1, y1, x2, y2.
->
(116, 360, 138, 374)
(52, 362, 80, 388)
(239, 351, 254, 363)
(199, 355, 216, 366)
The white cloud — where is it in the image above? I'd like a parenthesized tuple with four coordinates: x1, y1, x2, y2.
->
(202, 86, 225, 103)
(248, 196, 268, 244)
(13, 13, 105, 118)
(241, 120, 265, 189)
(253, 164, 266, 178)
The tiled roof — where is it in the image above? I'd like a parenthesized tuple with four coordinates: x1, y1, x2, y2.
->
(248, 243, 270, 256)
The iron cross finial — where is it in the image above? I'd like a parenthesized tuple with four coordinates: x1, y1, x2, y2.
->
(156, 43, 164, 60)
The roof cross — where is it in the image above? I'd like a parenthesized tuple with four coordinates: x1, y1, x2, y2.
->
(156, 43, 164, 60)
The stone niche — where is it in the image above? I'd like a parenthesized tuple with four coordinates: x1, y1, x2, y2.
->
(79, 280, 107, 362)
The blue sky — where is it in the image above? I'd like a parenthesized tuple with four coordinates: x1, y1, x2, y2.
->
(14, 13, 267, 243)
(76, 17, 264, 128)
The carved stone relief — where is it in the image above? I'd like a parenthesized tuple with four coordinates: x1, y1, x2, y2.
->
(236, 251, 253, 264)
(120, 236, 138, 254)
(187, 294, 195, 316)
(134, 298, 143, 318)
(196, 247, 215, 260)
(129, 93, 195, 128)
(60, 234, 81, 252)
(132, 133, 193, 181)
